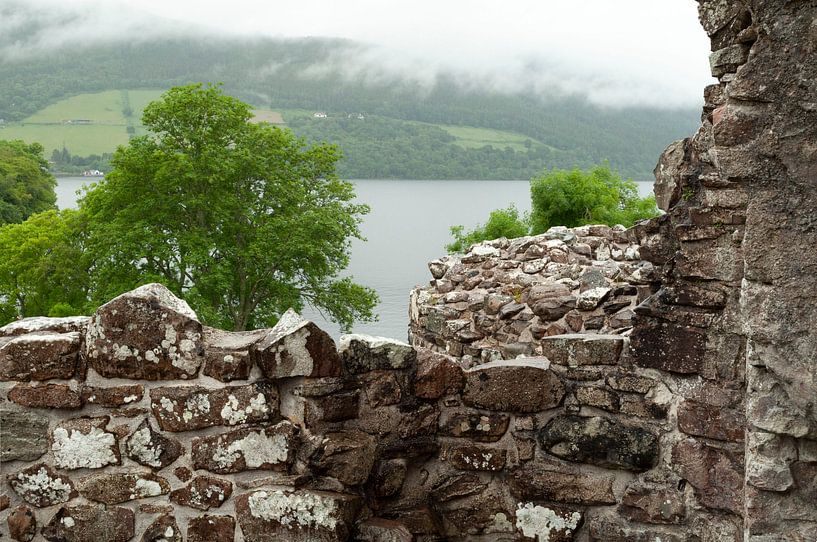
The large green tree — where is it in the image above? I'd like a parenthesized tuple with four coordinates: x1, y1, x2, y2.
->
(0, 140, 57, 224)
(0, 209, 89, 322)
(81, 84, 377, 331)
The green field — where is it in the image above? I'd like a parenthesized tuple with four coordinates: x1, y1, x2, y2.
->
(0, 124, 129, 156)
(439, 124, 543, 152)
(0, 89, 165, 156)
(0, 91, 546, 160)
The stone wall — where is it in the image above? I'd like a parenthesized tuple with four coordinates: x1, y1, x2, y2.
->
(3, 1, 817, 540)
(0, 283, 703, 542)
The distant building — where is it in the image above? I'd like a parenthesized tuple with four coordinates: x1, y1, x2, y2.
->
(313, 112, 328, 118)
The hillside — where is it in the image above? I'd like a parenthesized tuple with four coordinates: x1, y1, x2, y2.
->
(0, 36, 701, 179)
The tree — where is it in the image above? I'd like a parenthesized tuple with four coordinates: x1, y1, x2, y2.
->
(446, 165, 659, 252)
(0, 209, 90, 322)
(529, 165, 658, 233)
(0, 140, 57, 224)
(447, 205, 529, 253)
(80, 84, 377, 331)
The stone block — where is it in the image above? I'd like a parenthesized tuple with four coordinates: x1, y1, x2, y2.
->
(0, 332, 80, 381)
(251, 310, 340, 379)
(81, 384, 144, 407)
(619, 482, 686, 524)
(170, 476, 232, 510)
(85, 283, 204, 380)
(672, 438, 743, 515)
(187, 515, 235, 542)
(414, 348, 464, 399)
(631, 319, 706, 374)
(235, 489, 362, 542)
(7, 506, 36, 542)
(540, 334, 624, 366)
(8, 383, 82, 409)
(340, 334, 416, 374)
(202, 327, 265, 382)
(77, 472, 170, 504)
(51, 417, 120, 470)
(312, 430, 378, 486)
(0, 315, 88, 336)
(0, 407, 49, 462)
(191, 421, 298, 474)
(509, 464, 616, 505)
(515, 503, 583, 542)
(462, 358, 565, 413)
(678, 399, 745, 442)
(142, 514, 182, 542)
(538, 415, 659, 471)
(430, 473, 487, 503)
(42, 505, 135, 542)
(149, 382, 276, 431)
(8, 464, 77, 507)
(125, 419, 184, 468)
(440, 411, 510, 442)
(447, 445, 506, 471)
(355, 518, 413, 542)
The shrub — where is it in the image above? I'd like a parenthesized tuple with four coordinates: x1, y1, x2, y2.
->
(529, 165, 658, 233)
(446, 205, 529, 253)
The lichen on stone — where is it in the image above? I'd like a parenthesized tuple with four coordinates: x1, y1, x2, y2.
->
(515, 503, 581, 540)
(212, 430, 289, 469)
(52, 427, 117, 469)
(247, 490, 339, 530)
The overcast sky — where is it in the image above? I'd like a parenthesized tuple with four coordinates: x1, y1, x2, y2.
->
(5, 0, 712, 108)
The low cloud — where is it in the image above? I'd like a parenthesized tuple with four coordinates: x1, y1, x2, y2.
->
(0, 0, 712, 108)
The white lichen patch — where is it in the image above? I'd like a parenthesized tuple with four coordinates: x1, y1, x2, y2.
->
(247, 490, 339, 530)
(61, 516, 75, 528)
(160, 397, 176, 413)
(220, 393, 268, 425)
(515, 503, 581, 540)
(212, 431, 289, 469)
(182, 393, 211, 423)
(133, 478, 163, 498)
(13, 467, 73, 504)
(52, 427, 117, 469)
(127, 427, 162, 467)
(145, 349, 159, 364)
(273, 327, 313, 376)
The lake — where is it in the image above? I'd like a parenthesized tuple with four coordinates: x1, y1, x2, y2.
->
(56, 177, 654, 340)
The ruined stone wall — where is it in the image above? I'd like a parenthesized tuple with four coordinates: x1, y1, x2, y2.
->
(0, 283, 700, 542)
(2, 2, 816, 541)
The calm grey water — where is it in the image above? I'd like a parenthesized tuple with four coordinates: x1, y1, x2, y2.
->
(56, 177, 654, 340)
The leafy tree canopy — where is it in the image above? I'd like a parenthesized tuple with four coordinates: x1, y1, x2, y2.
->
(0, 140, 57, 224)
(80, 84, 377, 331)
(0, 209, 89, 322)
(529, 165, 658, 233)
(447, 165, 659, 253)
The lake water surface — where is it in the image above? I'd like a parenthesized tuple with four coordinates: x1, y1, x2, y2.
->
(56, 177, 654, 340)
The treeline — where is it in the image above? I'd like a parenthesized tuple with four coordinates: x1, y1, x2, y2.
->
(287, 114, 583, 179)
(49, 147, 112, 175)
(0, 34, 699, 179)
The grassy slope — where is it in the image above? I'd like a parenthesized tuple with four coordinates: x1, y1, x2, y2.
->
(0, 89, 164, 155)
(0, 93, 543, 159)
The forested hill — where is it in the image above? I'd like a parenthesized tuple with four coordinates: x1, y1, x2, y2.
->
(0, 35, 700, 179)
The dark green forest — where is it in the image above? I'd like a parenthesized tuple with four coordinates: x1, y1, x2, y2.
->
(0, 31, 700, 179)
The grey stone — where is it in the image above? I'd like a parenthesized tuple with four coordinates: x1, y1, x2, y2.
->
(0, 407, 49, 462)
